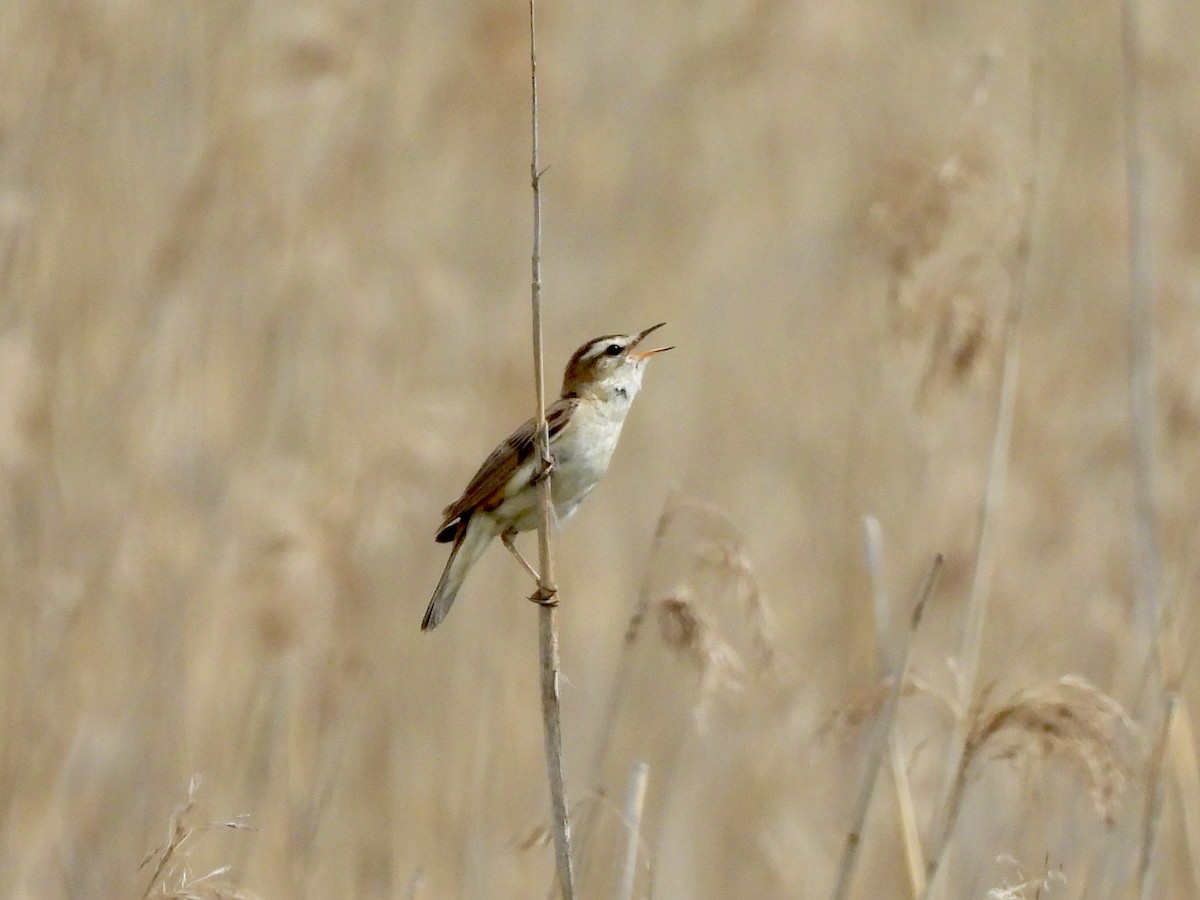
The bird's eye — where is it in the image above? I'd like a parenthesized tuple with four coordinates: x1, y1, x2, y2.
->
(604, 344, 622, 356)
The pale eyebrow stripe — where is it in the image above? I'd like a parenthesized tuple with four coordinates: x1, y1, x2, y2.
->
(581, 339, 622, 360)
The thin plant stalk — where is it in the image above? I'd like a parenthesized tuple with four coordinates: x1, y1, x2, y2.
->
(572, 491, 677, 891)
(403, 869, 426, 900)
(1137, 691, 1176, 898)
(616, 761, 650, 900)
(1118, 0, 1168, 889)
(890, 735, 926, 897)
(538, 609, 574, 899)
(830, 548, 942, 900)
(925, 234, 1020, 900)
(1119, 0, 1161, 661)
(528, 1, 575, 895)
(924, 58, 1043, 897)
(1134, 615, 1200, 896)
(1169, 703, 1200, 890)
(861, 516, 926, 895)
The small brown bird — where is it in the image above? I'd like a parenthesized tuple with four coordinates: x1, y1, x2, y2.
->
(421, 324, 672, 630)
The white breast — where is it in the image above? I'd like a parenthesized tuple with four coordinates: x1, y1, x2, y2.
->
(549, 394, 631, 521)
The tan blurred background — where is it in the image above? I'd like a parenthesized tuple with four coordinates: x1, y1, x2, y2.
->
(2, 1, 1199, 897)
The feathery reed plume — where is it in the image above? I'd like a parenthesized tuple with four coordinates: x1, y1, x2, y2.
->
(657, 593, 745, 725)
(967, 677, 1135, 823)
(985, 855, 1065, 900)
(926, 676, 1136, 897)
(138, 776, 252, 900)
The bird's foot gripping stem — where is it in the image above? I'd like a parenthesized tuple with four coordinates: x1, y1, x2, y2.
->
(531, 451, 554, 485)
(529, 585, 559, 608)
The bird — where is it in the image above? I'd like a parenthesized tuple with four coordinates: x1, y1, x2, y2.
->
(421, 323, 672, 630)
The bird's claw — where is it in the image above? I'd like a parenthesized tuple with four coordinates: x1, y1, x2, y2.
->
(532, 454, 555, 485)
(529, 586, 559, 608)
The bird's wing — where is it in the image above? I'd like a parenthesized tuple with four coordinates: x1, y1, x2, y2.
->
(437, 397, 578, 538)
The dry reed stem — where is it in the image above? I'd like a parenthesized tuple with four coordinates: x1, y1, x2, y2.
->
(530, 790, 656, 900)
(527, 1, 574, 894)
(403, 869, 426, 900)
(538, 604, 574, 899)
(1133, 595, 1192, 896)
(862, 516, 889, 672)
(925, 320, 1019, 893)
(1158, 550, 1200, 887)
(1169, 705, 1200, 891)
(573, 495, 764, 896)
(1119, 0, 1162, 664)
(1135, 589, 1199, 895)
(570, 492, 678, 892)
(1118, 0, 1168, 893)
(830, 549, 942, 900)
(575, 492, 762, 886)
(859, 515, 926, 895)
(926, 58, 1044, 898)
(890, 737, 926, 897)
(584, 494, 677, 792)
(862, 516, 928, 898)
(1137, 690, 1175, 897)
(616, 761, 650, 900)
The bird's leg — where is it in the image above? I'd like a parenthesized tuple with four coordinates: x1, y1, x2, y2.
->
(501, 530, 559, 608)
(526, 441, 558, 604)
(531, 457, 554, 485)
(531, 443, 554, 485)
(502, 530, 541, 582)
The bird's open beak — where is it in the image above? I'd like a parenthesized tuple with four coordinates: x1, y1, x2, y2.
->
(629, 322, 673, 360)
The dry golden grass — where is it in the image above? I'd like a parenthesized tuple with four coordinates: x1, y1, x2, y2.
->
(2, 1, 1200, 898)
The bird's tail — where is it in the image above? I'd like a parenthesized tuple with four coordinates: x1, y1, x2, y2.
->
(421, 514, 497, 631)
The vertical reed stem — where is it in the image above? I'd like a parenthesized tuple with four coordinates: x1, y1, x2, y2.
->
(528, 1, 575, 896)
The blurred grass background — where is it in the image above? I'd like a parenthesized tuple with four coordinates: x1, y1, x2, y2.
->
(1, 1, 1199, 897)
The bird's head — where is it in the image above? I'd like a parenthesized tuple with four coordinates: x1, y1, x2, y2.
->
(560, 323, 672, 402)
